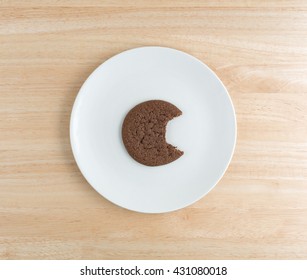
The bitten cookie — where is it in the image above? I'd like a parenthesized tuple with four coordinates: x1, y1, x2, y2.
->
(122, 100, 184, 166)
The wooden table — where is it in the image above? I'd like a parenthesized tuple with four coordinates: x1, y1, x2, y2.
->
(1, 1, 307, 259)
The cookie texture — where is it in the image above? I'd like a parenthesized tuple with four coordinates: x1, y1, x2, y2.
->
(122, 100, 184, 166)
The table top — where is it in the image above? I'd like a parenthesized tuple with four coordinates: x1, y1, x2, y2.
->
(1, 1, 307, 259)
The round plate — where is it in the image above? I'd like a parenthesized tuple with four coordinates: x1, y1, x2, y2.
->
(70, 47, 236, 213)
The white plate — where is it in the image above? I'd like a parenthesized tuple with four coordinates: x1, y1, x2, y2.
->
(70, 47, 236, 213)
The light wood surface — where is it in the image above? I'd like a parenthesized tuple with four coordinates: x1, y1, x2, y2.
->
(1, 1, 307, 260)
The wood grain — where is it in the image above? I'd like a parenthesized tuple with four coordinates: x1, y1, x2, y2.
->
(0, 0, 307, 259)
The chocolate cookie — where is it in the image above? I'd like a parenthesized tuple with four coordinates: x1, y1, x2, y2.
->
(122, 100, 184, 166)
